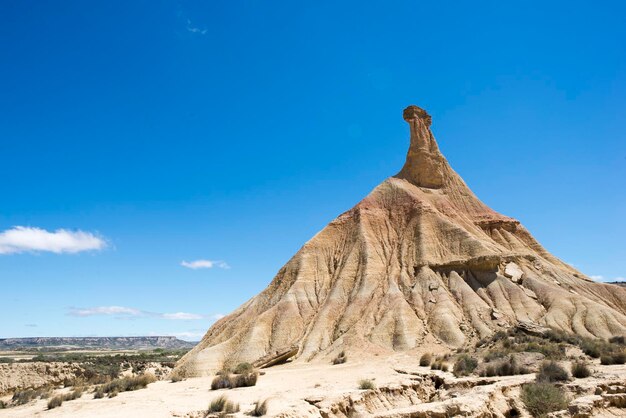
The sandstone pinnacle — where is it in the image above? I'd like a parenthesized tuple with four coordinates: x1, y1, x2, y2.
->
(176, 105, 626, 376)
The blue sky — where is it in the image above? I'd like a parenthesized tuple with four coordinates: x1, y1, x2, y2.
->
(1, 0, 624, 341)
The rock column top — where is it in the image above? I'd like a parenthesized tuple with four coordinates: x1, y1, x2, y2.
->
(403, 105, 432, 127)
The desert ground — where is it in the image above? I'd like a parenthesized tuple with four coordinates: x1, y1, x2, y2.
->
(2, 329, 626, 418)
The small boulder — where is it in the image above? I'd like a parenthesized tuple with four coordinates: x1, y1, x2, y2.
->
(504, 262, 524, 283)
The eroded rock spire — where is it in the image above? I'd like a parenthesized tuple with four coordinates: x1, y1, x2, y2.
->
(396, 105, 445, 188)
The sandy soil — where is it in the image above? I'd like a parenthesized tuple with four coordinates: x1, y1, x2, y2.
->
(0, 354, 434, 417)
(2, 355, 625, 417)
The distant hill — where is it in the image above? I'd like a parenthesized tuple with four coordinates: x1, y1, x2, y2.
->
(0, 336, 196, 350)
(608, 281, 626, 287)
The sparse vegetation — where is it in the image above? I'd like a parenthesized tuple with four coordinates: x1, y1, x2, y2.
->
(453, 354, 478, 377)
(211, 374, 232, 390)
(482, 329, 566, 360)
(0, 400, 6, 409)
(47, 387, 83, 410)
(170, 370, 186, 382)
(232, 371, 258, 388)
(47, 395, 64, 409)
(536, 361, 569, 383)
(480, 355, 530, 377)
(208, 395, 239, 415)
(600, 351, 626, 365)
(22, 348, 189, 385)
(358, 379, 376, 390)
(521, 382, 568, 418)
(571, 361, 591, 378)
(234, 362, 254, 374)
(544, 329, 626, 362)
(211, 371, 259, 390)
(11, 387, 52, 405)
(93, 373, 156, 398)
(332, 351, 347, 365)
(419, 353, 432, 367)
(249, 399, 268, 416)
(430, 356, 448, 371)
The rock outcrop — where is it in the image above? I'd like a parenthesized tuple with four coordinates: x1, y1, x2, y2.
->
(177, 105, 626, 376)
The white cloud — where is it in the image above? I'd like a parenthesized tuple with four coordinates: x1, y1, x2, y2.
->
(69, 306, 142, 317)
(161, 312, 203, 320)
(169, 331, 204, 341)
(181, 259, 230, 270)
(590, 275, 625, 282)
(69, 306, 211, 321)
(186, 19, 207, 35)
(0, 226, 106, 255)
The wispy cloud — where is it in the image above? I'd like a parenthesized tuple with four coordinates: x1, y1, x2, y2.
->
(186, 19, 207, 35)
(160, 312, 203, 320)
(68, 305, 216, 321)
(181, 259, 230, 270)
(69, 306, 142, 317)
(590, 275, 625, 282)
(0, 226, 107, 255)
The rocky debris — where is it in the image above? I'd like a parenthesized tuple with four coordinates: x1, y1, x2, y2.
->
(503, 262, 524, 283)
(491, 308, 503, 320)
(521, 286, 538, 300)
(568, 395, 603, 417)
(516, 321, 550, 337)
(252, 345, 299, 369)
(177, 105, 626, 376)
(568, 392, 626, 417)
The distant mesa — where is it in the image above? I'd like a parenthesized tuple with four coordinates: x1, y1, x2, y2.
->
(176, 105, 626, 376)
(0, 336, 195, 350)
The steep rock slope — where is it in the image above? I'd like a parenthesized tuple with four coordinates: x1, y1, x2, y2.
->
(177, 106, 626, 375)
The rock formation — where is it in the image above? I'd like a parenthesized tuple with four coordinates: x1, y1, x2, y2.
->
(177, 105, 626, 376)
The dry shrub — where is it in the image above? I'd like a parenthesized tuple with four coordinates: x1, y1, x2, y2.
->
(419, 353, 432, 367)
(47, 395, 64, 409)
(571, 361, 591, 378)
(170, 369, 186, 382)
(536, 361, 569, 383)
(232, 372, 258, 388)
(521, 382, 568, 417)
(233, 362, 253, 374)
(11, 387, 52, 405)
(211, 374, 232, 390)
(94, 373, 156, 398)
(481, 356, 530, 377)
(453, 355, 478, 377)
(211, 371, 258, 390)
(332, 351, 347, 365)
(249, 399, 268, 416)
(47, 388, 83, 410)
(358, 379, 376, 390)
(600, 351, 626, 365)
(209, 395, 227, 412)
(208, 395, 239, 414)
